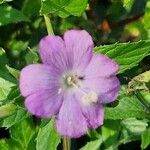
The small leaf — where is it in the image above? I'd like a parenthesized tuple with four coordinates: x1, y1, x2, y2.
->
(105, 86, 150, 120)
(25, 48, 39, 64)
(0, 104, 17, 118)
(95, 40, 150, 74)
(141, 128, 150, 149)
(0, 5, 29, 26)
(80, 139, 102, 150)
(6, 65, 20, 79)
(36, 119, 61, 150)
(123, 0, 134, 11)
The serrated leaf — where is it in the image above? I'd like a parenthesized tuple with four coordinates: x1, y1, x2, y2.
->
(0, 48, 16, 101)
(0, 5, 29, 26)
(10, 118, 36, 149)
(0, 78, 15, 101)
(80, 139, 102, 150)
(40, 0, 88, 17)
(0, 108, 29, 128)
(0, 118, 36, 150)
(141, 128, 150, 149)
(57, 0, 88, 18)
(36, 119, 61, 150)
(105, 86, 150, 120)
(95, 40, 150, 74)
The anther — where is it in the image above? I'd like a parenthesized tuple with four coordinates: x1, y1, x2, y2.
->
(82, 91, 98, 105)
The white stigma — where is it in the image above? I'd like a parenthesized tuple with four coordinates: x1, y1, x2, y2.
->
(82, 91, 98, 105)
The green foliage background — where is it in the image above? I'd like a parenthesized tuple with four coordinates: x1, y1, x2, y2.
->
(0, 0, 150, 149)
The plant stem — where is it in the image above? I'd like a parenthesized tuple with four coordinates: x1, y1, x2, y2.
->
(43, 14, 54, 35)
(63, 136, 70, 150)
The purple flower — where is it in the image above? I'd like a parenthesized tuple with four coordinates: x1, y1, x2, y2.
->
(19, 30, 120, 138)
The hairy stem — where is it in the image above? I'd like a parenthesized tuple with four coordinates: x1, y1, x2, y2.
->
(43, 14, 54, 35)
(63, 137, 70, 150)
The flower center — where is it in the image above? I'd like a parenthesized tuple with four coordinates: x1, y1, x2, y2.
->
(65, 75, 79, 88)
(60, 73, 98, 105)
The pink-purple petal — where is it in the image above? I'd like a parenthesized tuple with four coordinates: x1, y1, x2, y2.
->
(64, 30, 93, 72)
(81, 103, 104, 129)
(56, 93, 88, 138)
(100, 85, 120, 103)
(82, 76, 120, 103)
(25, 90, 63, 118)
(84, 54, 119, 78)
(19, 64, 59, 97)
(39, 35, 73, 71)
(39, 35, 65, 64)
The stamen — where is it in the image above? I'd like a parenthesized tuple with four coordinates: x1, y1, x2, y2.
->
(67, 76, 72, 86)
(66, 76, 79, 88)
(64, 75, 98, 105)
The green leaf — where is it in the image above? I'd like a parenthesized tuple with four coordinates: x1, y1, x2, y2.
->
(0, 104, 17, 118)
(105, 86, 150, 120)
(0, 0, 12, 4)
(22, 0, 41, 18)
(101, 120, 120, 149)
(25, 48, 39, 64)
(0, 140, 9, 150)
(0, 5, 29, 26)
(141, 128, 150, 149)
(95, 40, 150, 74)
(143, 1, 150, 29)
(0, 118, 36, 150)
(80, 139, 102, 150)
(123, 0, 134, 11)
(0, 48, 16, 101)
(0, 77, 15, 101)
(6, 65, 20, 79)
(36, 119, 61, 150)
(121, 118, 148, 135)
(140, 91, 150, 104)
(40, 0, 88, 17)
(0, 108, 29, 128)
(10, 118, 36, 149)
